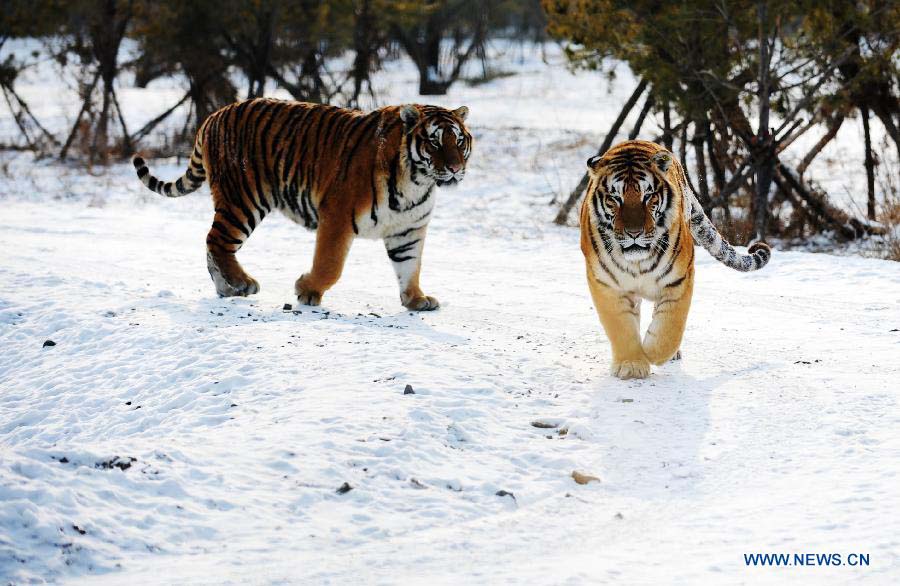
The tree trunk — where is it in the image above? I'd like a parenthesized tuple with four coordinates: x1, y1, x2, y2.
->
(679, 123, 700, 201)
(628, 92, 654, 140)
(777, 164, 875, 239)
(111, 87, 132, 155)
(797, 112, 845, 177)
(861, 105, 876, 221)
(753, 1, 773, 241)
(692, 120, 711, 211)
(1, 81, 59, 150)
(418, 16, 447, 95)
(706, 128, 725, 195)
(60, 71, 101, 161)
(349, 0, 375, 107)
(661, 101, 673, 151)
(130, 88, 192, 144)
(92, 79, 113, 165)
(871, 107, 900, 163)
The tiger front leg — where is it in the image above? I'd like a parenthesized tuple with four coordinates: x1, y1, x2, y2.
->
(643, 275, 694, 365)
(295, 218, 355, 307)
(384, 225, 438, 311)
(586, 267, 649, 379)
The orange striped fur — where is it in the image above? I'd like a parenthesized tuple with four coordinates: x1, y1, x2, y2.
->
(133, 98, 472, 309)
(580, 140, 770, 379)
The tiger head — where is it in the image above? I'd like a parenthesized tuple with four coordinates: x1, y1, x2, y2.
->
(587, 141, 682, 260)
(400, 105, 472, 187)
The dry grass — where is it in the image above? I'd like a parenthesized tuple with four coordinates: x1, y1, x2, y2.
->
(872, 144, 900, 261)
(877, 192, 900, 261)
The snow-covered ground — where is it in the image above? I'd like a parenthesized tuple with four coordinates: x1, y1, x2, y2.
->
(2, 42, 900, 585)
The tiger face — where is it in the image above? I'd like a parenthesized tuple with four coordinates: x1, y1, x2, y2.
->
(587, 149, 676, 260)
(400, 105, 472, 187)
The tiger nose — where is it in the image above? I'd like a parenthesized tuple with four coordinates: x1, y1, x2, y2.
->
(448, 162, 463, 173)
(625, 228, 642, 238)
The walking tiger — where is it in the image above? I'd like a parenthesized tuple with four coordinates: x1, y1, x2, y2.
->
(133, 98, 472, 310)
(580, 140, 770, 379)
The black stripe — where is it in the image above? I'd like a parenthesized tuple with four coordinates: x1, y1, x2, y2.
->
(137, 166, 149, 179)
(233, 103, 267, 222)
(370, 174, 379, 225)
(387, 239, 420, 263)
(387, 154, 401, 211)
(186, 168, 203, 184)
(592, 275, 616, 289)
(273, 106, 310, 177)
(388, 225, 425, 239)
(646, 231, 670, 272)
(410, 209, 432, 225)
(599, 230, 633, 275)
(215, 207, 251, 237)
(286, 108, 322, 201)
(655, 225, 682, 279)
(210, 222, 245, 246)
(401, 186, 433, 212)
(588, 230, 621, 286)
(249, 101, 277, 213)
(663, 275, 687, 288)
(256, 101, 284, 209)
(303, 109, 337, 193)
(341, 113, 383, 179)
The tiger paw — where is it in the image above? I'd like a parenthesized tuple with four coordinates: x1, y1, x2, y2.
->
(213, 275, 259, 297)
(295, 275, 323, 307)
(611, 358, 651, 380)
(403, 295, 440, 312)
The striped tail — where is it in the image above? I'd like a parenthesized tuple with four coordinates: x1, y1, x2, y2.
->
(688, 200, 771, 272)
(132, 143, 206, 197)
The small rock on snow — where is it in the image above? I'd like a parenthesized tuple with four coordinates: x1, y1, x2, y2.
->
(495, 490, 516, 500)
(571, 471, 600, 485)
(42, 340, 56, 347)
(404, 384, 415, 395)
(336, 482, 353, 495)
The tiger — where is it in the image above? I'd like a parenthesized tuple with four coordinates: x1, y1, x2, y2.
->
(132, 98, 472, 310)
(580, 139, 771, 379)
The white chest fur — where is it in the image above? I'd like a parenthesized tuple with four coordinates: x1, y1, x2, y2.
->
(355, 174, 437, 240)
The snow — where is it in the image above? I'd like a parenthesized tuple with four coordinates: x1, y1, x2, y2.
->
(2, 41, 900, 585)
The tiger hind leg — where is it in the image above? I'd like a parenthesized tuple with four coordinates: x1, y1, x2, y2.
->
(205, 200, 264, 297)
(586, 266, 650, 379)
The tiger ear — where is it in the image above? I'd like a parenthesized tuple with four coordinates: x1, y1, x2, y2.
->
(452, 106, 469, 121)
(400, 105, 420, 131)
(652, 151, 673, 173)
(586, 154, 605, 174)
